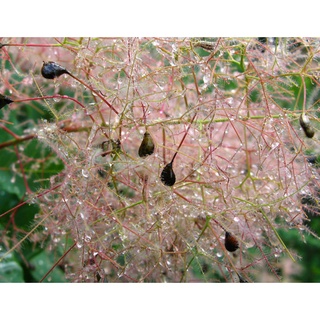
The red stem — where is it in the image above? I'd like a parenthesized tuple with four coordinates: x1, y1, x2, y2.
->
(1, 43, 60, 48)
(171, 112, 197, 163)
(67, 73, 119, 115)
(14, 145, 32, 194)
(39, 242, 77, 283)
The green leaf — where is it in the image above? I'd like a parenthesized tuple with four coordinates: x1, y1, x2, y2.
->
(0, 169, 25, 198)
(29, 250, 66, 283)
(0, 249, 24, 282)
(0, 260, 24, 282)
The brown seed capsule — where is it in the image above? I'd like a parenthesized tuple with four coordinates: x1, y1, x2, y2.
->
(194, 40, 215, 51)
(0, 94, 13, 109)
(299, 113, 315, 138)
(224, 231, 239, 252)
(160, 162, 176, 186)
(41, 61, 70, 79)
(138, 131, 155, 158)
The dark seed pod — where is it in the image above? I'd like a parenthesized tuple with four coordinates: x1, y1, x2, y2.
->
(0, 94, 13, 109)
(95, 271, 102, 282)
(257, 37, 267, 52)
(97, 167, 108, 179)
(299, 113, 315, 138)
(224, 231, 239, 252)
(41, 61, 70, 79)
(237, 273, 248, 283)
(160, 162, 176, 186)
(257, 37, 267, 44)
(138, 131, 155, 158)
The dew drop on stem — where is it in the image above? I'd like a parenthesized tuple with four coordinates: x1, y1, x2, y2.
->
(82, 169, 89, 178)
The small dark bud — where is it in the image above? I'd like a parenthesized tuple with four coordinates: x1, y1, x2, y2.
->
(257, 37, 267, 52)
(224, 231, 239, 252)
(257, 37, 267, 44)
(0, 94, 13, 109)
(299, 113, 315, 138)
(138, 131, 155, 158)
(96, 271, 101, 282)
(41, 61, 70, 79)
(160, 162, 176, 186)
(237, 273, 248, 283)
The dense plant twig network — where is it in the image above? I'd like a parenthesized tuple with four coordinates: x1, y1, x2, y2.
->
(0, 37, 320, 282)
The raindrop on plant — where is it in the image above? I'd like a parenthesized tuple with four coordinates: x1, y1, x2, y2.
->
(216, 252, 223, 258)
(82, 169, 89, 178)
(53, 96, 61, 103)
(138, 131, 155, 158)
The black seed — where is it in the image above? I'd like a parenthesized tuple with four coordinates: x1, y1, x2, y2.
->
(224, 231, 239, 252)
(299, 113, 315, 138)
(97, 168, 107, 178)
(237, 273, 248, 283)
(257, 38, 267, 51)
(138, 131, 155, 158)
(96, 272, 101, 282)
(257, 37, 267, 44)
(0, 94, 13, 109)
(160, 162, 176, 186)
(41, 61, 70, 79)
(201, 262, 209, 273)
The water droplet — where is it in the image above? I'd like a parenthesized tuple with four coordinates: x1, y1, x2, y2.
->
(203, 74, 210, 84)
(76, 242, 83, 249)
(53, 96, 61, 102)
(82, 169, 89, 178)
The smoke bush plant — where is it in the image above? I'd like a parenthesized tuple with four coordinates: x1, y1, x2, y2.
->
(0, 37, 320, 282)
